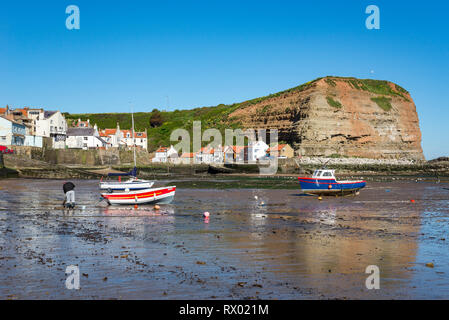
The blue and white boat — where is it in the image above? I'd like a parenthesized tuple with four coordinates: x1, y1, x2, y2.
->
(298, 169, 366, 196)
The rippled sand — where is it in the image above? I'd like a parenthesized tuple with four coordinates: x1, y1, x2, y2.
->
(0, 179, 448, 299)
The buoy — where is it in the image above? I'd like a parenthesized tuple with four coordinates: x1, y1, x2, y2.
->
(410, 199, 415, 203)
(328, 185, 332, 189)
(254, 196, 258, 200)
(134, 204, 138, 209)
(203, 211, 210, 218)
(318, 196, 323, 201)
(154, 205, 160, 210)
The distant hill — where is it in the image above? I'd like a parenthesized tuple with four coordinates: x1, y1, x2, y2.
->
(65, 76, 424, 159)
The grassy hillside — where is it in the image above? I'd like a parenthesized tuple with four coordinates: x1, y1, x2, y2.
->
(65, 104, 243, 151)
(64, 76, 409, 152)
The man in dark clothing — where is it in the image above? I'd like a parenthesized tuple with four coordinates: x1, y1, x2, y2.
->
(63, 182, 76, 209)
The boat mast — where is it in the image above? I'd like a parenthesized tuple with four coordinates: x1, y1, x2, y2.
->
(131, 106, 137, 168)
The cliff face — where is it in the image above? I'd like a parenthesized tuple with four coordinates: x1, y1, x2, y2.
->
(228, 77, 424, 160)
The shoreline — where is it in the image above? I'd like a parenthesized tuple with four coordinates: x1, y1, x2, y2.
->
(1, 153, 448, 182)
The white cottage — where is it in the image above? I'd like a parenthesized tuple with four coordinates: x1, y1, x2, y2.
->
(248, 140, 269, 162)
(66, 127, 107, 149)
(152, 145, 178, 163)
(35, 110, 68, 149)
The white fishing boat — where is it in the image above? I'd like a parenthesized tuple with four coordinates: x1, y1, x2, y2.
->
(99, 167, 154, 191)
(101, 186, 176, 205)
(100, 178, 154, 191)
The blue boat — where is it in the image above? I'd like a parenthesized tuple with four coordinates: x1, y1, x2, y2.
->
(298, 169, 366, 196)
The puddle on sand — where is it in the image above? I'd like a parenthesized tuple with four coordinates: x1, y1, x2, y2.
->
(0, 178, 448, 299)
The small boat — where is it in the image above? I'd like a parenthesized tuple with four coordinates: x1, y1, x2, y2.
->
(101, 186, 176, 205)
(99, 109, 176, 206)
(99, 167, 154, 191)
(298, 169, 366, 196)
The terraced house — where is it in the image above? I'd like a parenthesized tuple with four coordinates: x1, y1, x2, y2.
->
(0, 116, 26, 146)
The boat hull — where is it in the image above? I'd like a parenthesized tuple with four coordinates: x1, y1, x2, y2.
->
(298, 177, 366, 195)
(101, 186, 176, 205)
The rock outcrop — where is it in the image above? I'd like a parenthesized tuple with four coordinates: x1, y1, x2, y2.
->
(228, 76, 424, 160)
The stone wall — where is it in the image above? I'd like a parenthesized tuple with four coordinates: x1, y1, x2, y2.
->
(7, 145, 151, 166)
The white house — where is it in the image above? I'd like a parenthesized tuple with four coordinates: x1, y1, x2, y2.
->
(24, 135, 43, 148)
(99, 123, 123, 148)
(194, 145, 224, 164)
(66, 127, 107, 149)
(0, 116, 26, 146)
(152, 145, 178, 163)
(35, 111, 68, 149)
(213, 145, 224, 163)
(121, 129, 147, 150)
(248, 140, 269, 162)
(195, 146, 214, 164)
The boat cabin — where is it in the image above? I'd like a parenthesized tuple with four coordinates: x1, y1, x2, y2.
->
(312, 169, 336, 179)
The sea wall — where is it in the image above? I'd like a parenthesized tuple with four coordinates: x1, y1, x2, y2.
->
(8, 146, 152, 166)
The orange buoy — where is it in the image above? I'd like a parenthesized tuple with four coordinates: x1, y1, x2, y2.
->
(410, 199, 415, 203)
(154, 205, 160, 210)
(328, 185, 332, 189)
(134, 204, 138, 209)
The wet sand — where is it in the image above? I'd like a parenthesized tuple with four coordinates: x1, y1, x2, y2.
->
(0, 179, 448, 299)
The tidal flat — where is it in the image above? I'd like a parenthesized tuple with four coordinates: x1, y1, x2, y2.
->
(0, 178, 448, 299)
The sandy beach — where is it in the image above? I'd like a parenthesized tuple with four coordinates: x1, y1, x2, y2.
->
(0, 178, 448, 299)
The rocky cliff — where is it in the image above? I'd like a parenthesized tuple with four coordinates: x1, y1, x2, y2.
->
(228, 76, 424, 160)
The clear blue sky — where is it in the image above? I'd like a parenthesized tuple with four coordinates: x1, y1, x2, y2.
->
(1, 0, 448, 159)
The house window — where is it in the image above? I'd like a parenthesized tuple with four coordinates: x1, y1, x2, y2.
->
(84, 137, 88, 141)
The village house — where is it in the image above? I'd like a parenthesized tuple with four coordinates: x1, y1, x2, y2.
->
(121, 129, 148, 150)
(66, 127, 107, 149)
(195, 146, 214, 164)
(0, 116, 27, 146)
(35, 111, 68, 149)
(0, 106, 9, 116)
(180, 152, 195, 164)
(223, 145, 236, 163)
(248, 140, 269, 162)
(25, 108, 45, 136)
(73, 118, 92, 128)
(223, 145, 249, 163)
(152, 145, 178, 163)
(267, 144, 295, 159)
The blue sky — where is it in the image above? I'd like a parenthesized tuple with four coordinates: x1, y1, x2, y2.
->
(1, 0, 448, 159)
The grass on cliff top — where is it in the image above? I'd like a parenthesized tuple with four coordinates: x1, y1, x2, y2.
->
(371, 96, 393, 111)
(325, 76, 410, 101)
